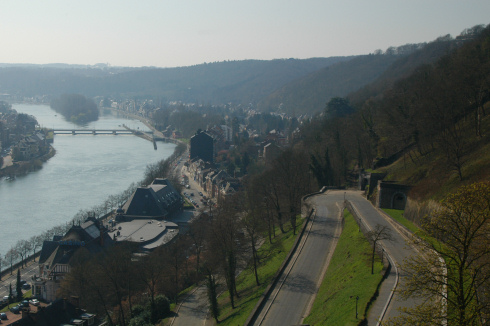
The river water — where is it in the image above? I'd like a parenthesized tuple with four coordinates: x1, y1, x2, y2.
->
(0, 104, 176, 257)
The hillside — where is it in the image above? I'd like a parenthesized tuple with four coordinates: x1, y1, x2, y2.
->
(257, 54, 402, 115)
(295, 24, 490, 200)
(0, 58, 347, 105)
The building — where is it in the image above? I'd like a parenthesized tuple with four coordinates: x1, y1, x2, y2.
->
(118, 178, 183, 221)
(33, 219, 114, 302)
(190, 131, 214, 163)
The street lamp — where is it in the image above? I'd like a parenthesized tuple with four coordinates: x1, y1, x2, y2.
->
(356, 295, 359, 319)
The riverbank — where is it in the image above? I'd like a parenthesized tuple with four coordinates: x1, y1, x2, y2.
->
(0, 145, 56, 178)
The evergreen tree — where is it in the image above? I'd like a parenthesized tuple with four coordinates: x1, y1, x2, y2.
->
(16, 269, 22, 301)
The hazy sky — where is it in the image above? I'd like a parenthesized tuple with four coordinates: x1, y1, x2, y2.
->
(1, 0, 488, 68)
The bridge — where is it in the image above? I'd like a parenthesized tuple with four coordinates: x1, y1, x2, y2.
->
(52, 129, 135, 135)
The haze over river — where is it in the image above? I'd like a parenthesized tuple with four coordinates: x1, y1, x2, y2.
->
(0, 104, 176, 257)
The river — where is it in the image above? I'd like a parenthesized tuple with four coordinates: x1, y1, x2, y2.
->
(0, 104, 176, 257)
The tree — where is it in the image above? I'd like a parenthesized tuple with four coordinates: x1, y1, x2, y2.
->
(5, 248, 18, 275)
(390, 182, 490, 326)
(240, 182, 266, 286)
(325, 97, 354, 119)
(187, 214, 210, 274)
(271, 148, 313, 234)
(16, 269, 22, 301)
(366, 224, 393, 274)
(0, 256, 4, 279)
(138, 253, 165, 323)
(9, 284, 13, 304)
(208, 196, 245, 309)
(205, 266, 220, 323)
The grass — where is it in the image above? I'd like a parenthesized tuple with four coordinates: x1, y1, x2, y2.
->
(382, 208, 420, 234)
(0, 290, 32, 313)
(304, 210, 384, 326)
(378, 113, 490, 201)
(215, 218, 304, 326)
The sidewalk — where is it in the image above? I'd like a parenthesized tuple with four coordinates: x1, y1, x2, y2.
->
(171, 285, 210, 326)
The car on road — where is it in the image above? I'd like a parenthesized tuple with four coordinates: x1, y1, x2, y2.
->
(22, 283, 31, 290)
(3, 295, 9, 302)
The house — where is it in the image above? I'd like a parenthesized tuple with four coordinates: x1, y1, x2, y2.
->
(190, 131, 214, 163)
(263, 142, 282, 165)
(32, 219, 114, 302)
(118, 178, 183, 221)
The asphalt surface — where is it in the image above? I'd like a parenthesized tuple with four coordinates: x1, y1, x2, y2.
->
(171, 285, 209, 326)
(250, 190, 421, 326)
(1, 259, 38, 301)
(253, 191, 344, 326)
(346, 190, 420, 323)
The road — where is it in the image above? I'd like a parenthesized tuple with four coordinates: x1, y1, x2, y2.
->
(0, 259, 38, 300)
(253, 191, 344, 326)
(346, 190, 420, 322)
(251, 190, 421, 325)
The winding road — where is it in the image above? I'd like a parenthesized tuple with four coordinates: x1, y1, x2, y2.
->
(251, 190, 421, 325)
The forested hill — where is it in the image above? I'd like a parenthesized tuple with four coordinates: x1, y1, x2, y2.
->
(297, 24, 490, 199)
(257, 54, 402, 115)
(0, 58, 349, 104)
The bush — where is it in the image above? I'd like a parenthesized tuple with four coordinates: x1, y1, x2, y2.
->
(128, 310, 152, 326)
(152, 295, 170, 320)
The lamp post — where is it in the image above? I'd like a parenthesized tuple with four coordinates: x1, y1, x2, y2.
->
(356, 295, 359, 319)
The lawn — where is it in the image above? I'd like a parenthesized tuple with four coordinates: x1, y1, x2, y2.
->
(304, 210, 384, 326)
(215, 218, 304, 326)
(0, 290, 32, 313)
(382, 208, 420, 234)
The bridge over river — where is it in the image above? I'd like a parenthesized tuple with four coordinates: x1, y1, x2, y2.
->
(52, 128, 137, 135)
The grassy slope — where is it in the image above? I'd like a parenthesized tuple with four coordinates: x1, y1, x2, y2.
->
(216, 219, 303, 326)
(304, 211, 384, 326)
(379, 112, 490, 201)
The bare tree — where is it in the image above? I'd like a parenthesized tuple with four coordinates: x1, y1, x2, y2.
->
(240, 182, 266, 286)
(187, 213, 211, 275)
(5, 248, 18, 275)
(208, 196, 246, 309)
(366, 224, 393, 274)
(389, 182, 490, 326)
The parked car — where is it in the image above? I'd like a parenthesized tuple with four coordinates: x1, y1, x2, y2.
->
(0, 312, 7, 320)
(21, 300, 29, 307)
(29, 299, 40, 306)
(10, 306, 20, 314)
(22, 283, 31, 290)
